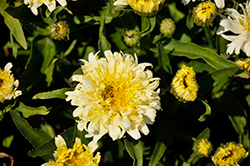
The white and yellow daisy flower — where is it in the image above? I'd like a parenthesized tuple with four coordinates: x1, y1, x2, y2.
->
(24, 0, 67, 16)
(0, 63, 21, 103)
(41, 135, 100, 166)
(114, 0, 165, 16)
(217, 2, 250, 56)
(65, 50, 161, 143)
(182, 0, 225, 9)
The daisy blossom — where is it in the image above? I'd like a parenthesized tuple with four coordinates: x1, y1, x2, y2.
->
(24, 0, 67, 16)
(65, 50, 161, 143)
(0, 63, 22, 103)
(217, 2, 250, 56)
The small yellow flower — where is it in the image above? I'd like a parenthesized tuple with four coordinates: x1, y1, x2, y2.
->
(114, 0, 165, 16)
(193, 2, 217, 26)
(171, 65, 198, 102)
(193, 138, 213, 157)
(0, 63, 21, 103)
(48, 21, 70, 41)
(65, 50, 161, 143)
(235, 58, 250, 76)
(160, 18, 175, 36)
(41, 135, 101, 166)
(212, 142, 249, 166)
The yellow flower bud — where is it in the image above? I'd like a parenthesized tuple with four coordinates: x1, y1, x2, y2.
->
(48, 21, 70, 41)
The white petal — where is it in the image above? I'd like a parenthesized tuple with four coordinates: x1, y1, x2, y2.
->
(55, 135, 66, 147)
(127, 127, 141, 140)
(215, 0, 224, 8)
(57, 0, 67, 6)
(114, 0, 128, 6)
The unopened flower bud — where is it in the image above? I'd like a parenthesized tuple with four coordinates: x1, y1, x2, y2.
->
(193, 138, 213, 157)
(48, 21, 69, 41)
(123, 29, 140, 47)
(160, 18, 175, 36)
(193, 2, 217, 26)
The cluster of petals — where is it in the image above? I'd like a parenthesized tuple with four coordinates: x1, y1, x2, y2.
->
(182, 0, 225, 8)
(24, 0, 67, 15)
(114, 0, 165, 16)
(41, 135, 100, 166)
(65, 50, 161, 143)
(193, 138, 213, 157)
(171, 65, 198, 102)
(212, 142, 248, 166)
(217, 2, 250, 56)
(0, 63, 22, 103)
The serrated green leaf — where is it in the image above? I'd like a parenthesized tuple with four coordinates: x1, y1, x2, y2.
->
(124, 138, 143, 166)
(10, 110, 51, 148)
(32, 88, 71, 100)
(15, 101, 50, 118)
(161, 38, 237, 70)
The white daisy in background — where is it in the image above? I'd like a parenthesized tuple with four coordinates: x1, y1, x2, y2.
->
(65, 50, 161, 143)
(24, 0, 67, 16)
(217, 2, 250, 56)
(0, 63, 22, 103)
(182, 0, 225, 8)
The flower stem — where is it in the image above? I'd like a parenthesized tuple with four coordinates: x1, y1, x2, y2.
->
(203, 26, 214, 48)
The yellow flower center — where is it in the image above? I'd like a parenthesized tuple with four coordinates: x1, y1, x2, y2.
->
(193, 138, 213, 157)
(99, 73, 138, 114)
(194, 2, 216, 24)
(0, 70, 14, 96)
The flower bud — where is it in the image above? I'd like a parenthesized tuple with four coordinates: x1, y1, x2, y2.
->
(123, 29, 140, 47)
(160, 18, 175, 36)
(48, 21, 69, 41)
(193, 138, 213, 157)
(193, 2, 217, 26)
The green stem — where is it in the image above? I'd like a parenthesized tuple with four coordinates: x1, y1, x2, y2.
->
(203, 26, 214, 49)
(187, 152, 198, 164)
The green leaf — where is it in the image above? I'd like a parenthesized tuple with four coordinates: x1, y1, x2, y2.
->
(198, 67, 238, 95)
(124, 138, 143, 166)
(158, 43, 172, 74)
(44, 58, 58, 86)
(2, 135, 14, 148)
(214, 92, 250, 148)
(167, 2, 185, 22)
(32, 88, 71, 100)
(98, 3, 111, 53)
(198, 99, 211, 122)
(10, 110, 52, 148)
(0, 0, 27, 50)
(15, 101, 50, 118)
(161, 38, 237, 70)
(196, 128, 210, 140)
(43, 6, 65, 24)
(140, 16, 156, 38)
(149, 120, 175, 166)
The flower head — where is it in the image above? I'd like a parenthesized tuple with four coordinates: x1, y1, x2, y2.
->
(24, 0, 67, 16)
(65, 50, 161, 142)
(41, 135, 101, 166)
(212, 142, 249, 166)
(0, 63, 22, 103)
(217, 2, 250, 56)
(182, 0, 225, 9)
(193, 2, 217, 26)
(193, 138, 213, 157)
(160, 18, 175, 36)
(48, 21, 70, 41)
(114, 0, 165, 16)
(123, 29, 140, 47)
(171, 65, 198, 102)
(235, 58, 250, 76)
